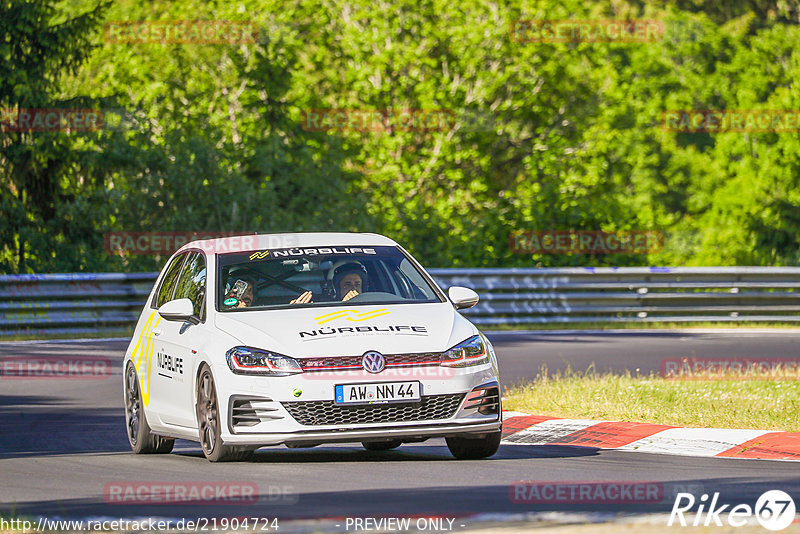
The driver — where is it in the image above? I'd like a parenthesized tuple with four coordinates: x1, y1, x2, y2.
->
(290, 261, 368, 304)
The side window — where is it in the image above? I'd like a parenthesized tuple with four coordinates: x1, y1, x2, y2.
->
(155, 253, 187, 308)
(173, 252, 207, 320)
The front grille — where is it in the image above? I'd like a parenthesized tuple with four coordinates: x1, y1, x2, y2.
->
(300, 352, 441, 371)
(300, 355, 361, 370)
(282, 393, 466, 426)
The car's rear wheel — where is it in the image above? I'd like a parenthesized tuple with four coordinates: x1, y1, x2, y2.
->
(362, 440, 402, 451)
(446, 431, 501, 459)
(124, 363, 174, 454)
(196, 365, 253, 462)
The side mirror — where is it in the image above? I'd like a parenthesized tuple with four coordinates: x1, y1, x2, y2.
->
(448, 286, 479, 310)
(158, 298, 199, 324)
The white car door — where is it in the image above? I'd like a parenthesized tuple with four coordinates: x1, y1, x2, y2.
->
(153, 251, 207, 429)
(131, 252, 186, 426)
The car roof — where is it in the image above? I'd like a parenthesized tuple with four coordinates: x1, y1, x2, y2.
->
(176, 232, 398, 256)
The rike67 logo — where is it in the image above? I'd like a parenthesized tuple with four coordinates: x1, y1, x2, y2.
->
(669, 490, 796, 531)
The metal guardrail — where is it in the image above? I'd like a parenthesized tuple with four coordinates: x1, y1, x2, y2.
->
(0, 273, 157, 338)
(432, 267, 800, 325)
(2, 267, 800, 338)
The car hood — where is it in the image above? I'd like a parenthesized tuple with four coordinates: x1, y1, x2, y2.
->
(214, 302, 476, 357)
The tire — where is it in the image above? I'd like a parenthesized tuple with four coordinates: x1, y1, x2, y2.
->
(196, 365, 253, 462)
(362, 440, 402, 451)
(124, 363, 174, 454)
(446, 431, 501, 460)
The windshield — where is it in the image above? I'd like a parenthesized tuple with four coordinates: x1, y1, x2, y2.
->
(216, 245, 444, 311)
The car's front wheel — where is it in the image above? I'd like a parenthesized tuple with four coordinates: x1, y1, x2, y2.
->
(446, 431, 501, 460)
(124, 363, 174, 454)
(196, 365, 253, 462)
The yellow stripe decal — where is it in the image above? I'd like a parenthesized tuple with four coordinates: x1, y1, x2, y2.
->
(346, 310, 390, 321)
(132, 313, 153, 370)
(130, 312, 160, 407)
(141, 316, 161, 407)
(315, 312, 353, 325)
(314, 309, 355, 321)
(314, 308, 390, 325)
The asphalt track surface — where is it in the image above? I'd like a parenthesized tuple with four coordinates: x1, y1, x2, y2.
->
(1, 331, 799, 523)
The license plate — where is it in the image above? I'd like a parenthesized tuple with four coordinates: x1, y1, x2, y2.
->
(335, 381, 421, 405)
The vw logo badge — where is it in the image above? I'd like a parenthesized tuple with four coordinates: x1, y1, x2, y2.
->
(362, 351, 386, 374)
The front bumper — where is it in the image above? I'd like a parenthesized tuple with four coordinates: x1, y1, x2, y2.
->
(221, 419, 502, 446)
(214, 362, 501, 446)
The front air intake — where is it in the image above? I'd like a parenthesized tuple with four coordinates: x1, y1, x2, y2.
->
(229, 396, 283, 432)
(461, 385, 501, 416)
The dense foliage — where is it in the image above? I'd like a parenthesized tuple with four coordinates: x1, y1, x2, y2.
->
(1, 0, 799, 272)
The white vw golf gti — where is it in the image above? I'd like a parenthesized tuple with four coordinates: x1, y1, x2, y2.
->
(123, 233, 502, 461)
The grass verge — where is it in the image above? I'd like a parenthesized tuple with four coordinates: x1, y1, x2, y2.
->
(503, 366, 800, 432)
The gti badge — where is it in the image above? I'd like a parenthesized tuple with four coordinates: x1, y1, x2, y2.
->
(362, 351, 386, 374)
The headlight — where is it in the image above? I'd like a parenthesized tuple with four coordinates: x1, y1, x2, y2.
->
(440, 335, 489, 367)
(226, 346, 303, 376)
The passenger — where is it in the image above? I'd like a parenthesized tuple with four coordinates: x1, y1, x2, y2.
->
(223, 275, 255, 308)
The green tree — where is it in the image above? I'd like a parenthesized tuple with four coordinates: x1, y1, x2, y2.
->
(0, 0, 112, 273)
(6, 0, 800, 272)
